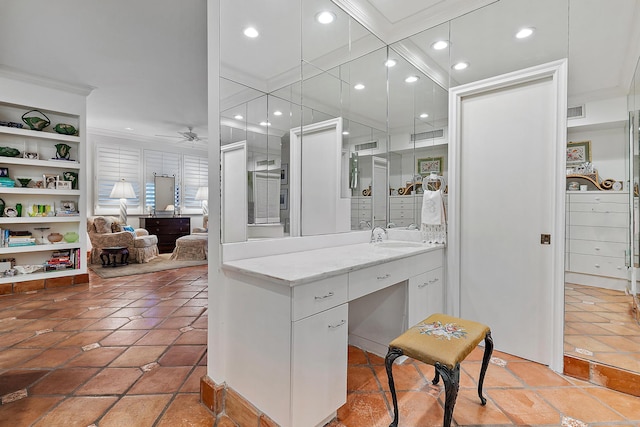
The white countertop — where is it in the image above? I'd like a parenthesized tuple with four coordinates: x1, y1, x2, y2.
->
(221, 242, 443, 286)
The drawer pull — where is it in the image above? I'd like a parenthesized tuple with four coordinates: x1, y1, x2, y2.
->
(594, 247, 600, 251)
(594, 264, 600, 268)
(377, 273, 390, 280)
(418, 282, 428, 289)
(314, 292, 334, 300)
(328, 319, 346, 329)
(429, 277, 439, 284)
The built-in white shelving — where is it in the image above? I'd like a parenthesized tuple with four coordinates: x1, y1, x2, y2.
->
(0, 69, 91, 287)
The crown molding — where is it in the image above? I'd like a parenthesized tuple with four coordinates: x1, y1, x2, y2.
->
(0, 65, 94, 96)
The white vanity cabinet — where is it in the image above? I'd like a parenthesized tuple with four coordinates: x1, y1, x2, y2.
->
(222, 244, 444, 427)
(407, 267, 444, 327)
(566, 192, 629, 288)
(292, 303, 348, 427)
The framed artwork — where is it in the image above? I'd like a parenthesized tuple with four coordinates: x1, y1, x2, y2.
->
(60, 201, 76, 212)
(0, 167, 8, 177)
(280, 163, 288, 185)
(56, 180, 72, 190)
(43, 174, 59, 189)
(417, 157, 443, 176)
(566, 140, 591, 165)
(280, 188, 288, 210)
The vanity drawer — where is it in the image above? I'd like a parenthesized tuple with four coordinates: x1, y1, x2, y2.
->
(349, 252, 441, 301)
(568, 253, 628, 279)
(292, 275, 348, 321)
(568, 211, 627, 227)
(567, 193, 628, 205)
(567, 225, 627, 243)
(567, 239, 627, 258)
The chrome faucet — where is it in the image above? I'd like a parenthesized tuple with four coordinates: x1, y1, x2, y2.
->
(387, 222, 396, 228)
(407, 223, 417, 230)
(359, 220, 372, 230)
(371, 226, 387, 243)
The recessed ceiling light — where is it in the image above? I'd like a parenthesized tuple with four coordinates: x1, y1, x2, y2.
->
(419, 113, 429, 118)
(354, 83, 365, 90)
(124, 127, 134, 131)
(273, 110, 283, 116)
(342, 131, 350, 135)
(234, 114, 243, 120)
(385, 59, 397, 67)
(244, 27, 259, 38)
(405, 75, 420, 83)
(260, 121, 271, 126)
(515, 27, 535, 39)
(316, 11, 336, 24)
(431, 40, 449, 50)
(452, 62, 469, 71)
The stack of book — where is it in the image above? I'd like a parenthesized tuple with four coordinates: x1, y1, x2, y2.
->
(45, 250, 73, 270)
(0, 177, 15, 188)
(7, 231, 36, 247)
(45, 249, 79, 270)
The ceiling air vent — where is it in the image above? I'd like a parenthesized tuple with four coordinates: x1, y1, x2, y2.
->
(567, 105, 585, 119)
(411, 129, 444, 141)
(256, 159, 276, 166)
(355, 141, 378, 151)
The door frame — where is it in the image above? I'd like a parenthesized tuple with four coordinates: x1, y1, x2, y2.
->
(447, 60, 567, 372)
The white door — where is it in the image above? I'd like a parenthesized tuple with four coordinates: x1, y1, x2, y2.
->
(449, 61, 567, 369)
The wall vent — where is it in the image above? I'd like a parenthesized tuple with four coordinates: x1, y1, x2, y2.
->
(355, 141, 378, 151)
(567, 105, 585, 119)
(411, 129, 444, 141)
(256, 159, 276, 166)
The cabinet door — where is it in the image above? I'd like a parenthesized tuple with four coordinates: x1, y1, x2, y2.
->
(292, 303, 348, 427)
(407, 267, 443, 327)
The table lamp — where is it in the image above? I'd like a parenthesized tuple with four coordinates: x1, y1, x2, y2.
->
(109, 178, 135, 225)
(195, 186, 208, 216)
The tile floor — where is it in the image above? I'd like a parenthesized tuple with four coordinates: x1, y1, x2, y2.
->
(0, 267, 639, 427)
(565, 283, 640, 374)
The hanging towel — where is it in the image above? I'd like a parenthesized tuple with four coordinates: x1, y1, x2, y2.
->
(421, 190, 444, 225)
(421, 190, 447, 244)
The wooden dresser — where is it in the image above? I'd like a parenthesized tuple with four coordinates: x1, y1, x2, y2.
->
(140, 217, 191, 253)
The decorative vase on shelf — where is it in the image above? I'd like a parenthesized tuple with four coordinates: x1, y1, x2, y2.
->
(21, 109, 50, 131)
(63, 231, 79, 243)
(55, 143, 71, 160)
(47, 233, 63, 243)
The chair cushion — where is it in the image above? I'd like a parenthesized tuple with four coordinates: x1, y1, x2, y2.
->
(93, 217, 113, 234)
(134, 234, 158, 248)
(389, 313, 489, 370)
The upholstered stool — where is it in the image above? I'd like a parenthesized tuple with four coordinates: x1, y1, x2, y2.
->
(170, 234, 208, 261)
(385, 313, 493, 427)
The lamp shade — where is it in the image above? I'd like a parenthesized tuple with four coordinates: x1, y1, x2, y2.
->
(195, 186, 208, 201)
(109, 179, 136, 199)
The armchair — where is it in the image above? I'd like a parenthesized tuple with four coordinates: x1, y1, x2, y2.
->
(87, 216, 159, 264)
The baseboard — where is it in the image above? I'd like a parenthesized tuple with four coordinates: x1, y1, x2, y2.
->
(564, 354, 640, 397)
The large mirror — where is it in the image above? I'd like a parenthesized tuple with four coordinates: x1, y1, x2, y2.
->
(154, 175, 176, 215)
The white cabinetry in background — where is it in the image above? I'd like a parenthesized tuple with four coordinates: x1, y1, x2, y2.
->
(389, 195, 422, 228)
(565, 192, 629, 289)
(351, 196, 371, 228)
(0, 71, 90, 289)
(408, 267, 444, 326)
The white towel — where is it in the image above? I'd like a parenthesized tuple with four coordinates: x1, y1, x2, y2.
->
(421, 190, 444, 225)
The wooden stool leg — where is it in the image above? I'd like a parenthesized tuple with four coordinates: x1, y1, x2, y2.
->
(477, 330, 493, 405)
(385, 347, 404, 427)
(434, 362, 460, 427)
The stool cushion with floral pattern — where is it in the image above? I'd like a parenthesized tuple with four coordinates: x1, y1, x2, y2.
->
(389, 313, 489, 370)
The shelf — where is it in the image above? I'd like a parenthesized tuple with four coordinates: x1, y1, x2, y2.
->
(0, 188, 80, 196)
(0, 125, 80, 143)
(0, 156, 80, 169)
(0, 267, 83, 285)
(0, 242, 79, 255)
(0, 216, 80, 224)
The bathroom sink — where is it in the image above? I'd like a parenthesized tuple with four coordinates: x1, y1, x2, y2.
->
(374, 240, 424, 248)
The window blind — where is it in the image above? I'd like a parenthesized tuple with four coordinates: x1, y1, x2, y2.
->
(183, 154, 208, 210)
(95, 145, 142, 211)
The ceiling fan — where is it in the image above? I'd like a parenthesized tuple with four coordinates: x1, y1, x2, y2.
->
(156, 127, 206, 143)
